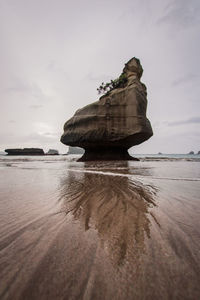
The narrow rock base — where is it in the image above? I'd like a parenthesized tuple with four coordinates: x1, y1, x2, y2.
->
(77, 148, 139, 162)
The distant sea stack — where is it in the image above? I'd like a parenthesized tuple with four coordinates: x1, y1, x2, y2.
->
(46, 149, 59, 155)
(61, 57, 153, 161)
(5, 148, 45, 155)
(67, 146, 84, 155)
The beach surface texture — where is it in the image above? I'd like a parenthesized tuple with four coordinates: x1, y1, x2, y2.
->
(0, 155, 200, 299)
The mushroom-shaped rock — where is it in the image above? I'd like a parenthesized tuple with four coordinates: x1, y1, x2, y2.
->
(61, 57, 153, 161)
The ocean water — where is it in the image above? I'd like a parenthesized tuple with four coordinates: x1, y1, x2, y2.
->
(133, 153, 200, 160)
(0, 155, 200, 299)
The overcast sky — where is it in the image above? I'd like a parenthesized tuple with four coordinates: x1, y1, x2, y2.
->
(0, 0, 200, 154)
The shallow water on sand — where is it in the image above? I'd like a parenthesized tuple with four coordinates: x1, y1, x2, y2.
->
(0, 157, 200, 299)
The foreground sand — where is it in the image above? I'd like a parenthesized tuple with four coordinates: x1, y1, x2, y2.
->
(0, 157, 200, 299)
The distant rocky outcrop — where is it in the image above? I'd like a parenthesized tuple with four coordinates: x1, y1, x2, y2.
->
(197, 151, 200, 155)
(46, 149, 59, 155)
(188, 151, 194, 155)
(61, 57, 153, 161)
(67, 146, 84, 155)
(5, 148, 45, 155)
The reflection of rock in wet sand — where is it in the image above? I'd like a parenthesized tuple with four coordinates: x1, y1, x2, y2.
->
(59, 162, 157, 266)
(1, 160, 200, 299)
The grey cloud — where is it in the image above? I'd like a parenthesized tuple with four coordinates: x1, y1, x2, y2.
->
(86, 72, 112, 82)
(172, 74, 200, 86)
(46, 61, 69, 79)
(25, 132, 58, 143)
(157, 0, 200, 27)
(4, 80, 45, 99)
(42, 132, 58, 137)
(29, 104, 43, 109)
(0, 131, 57, 145)
(168, 117, 200, 126)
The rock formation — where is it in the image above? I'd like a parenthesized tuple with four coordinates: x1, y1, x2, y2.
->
(188, 151, 194, 155)
(67, 146, 84, 155)
(5, 148, 45, 155)
(61, 57, 153, 161)
(46, 149, 59, 155)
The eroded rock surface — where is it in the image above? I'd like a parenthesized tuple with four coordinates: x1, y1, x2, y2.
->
(61, 57, 153, 161)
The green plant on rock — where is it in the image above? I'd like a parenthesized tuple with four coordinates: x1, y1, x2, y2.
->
(97, 73, 127, 96)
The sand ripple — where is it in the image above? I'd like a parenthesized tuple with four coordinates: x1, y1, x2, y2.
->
(0, 161, 200, 299)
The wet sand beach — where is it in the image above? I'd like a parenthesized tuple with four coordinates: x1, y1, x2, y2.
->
(0, 156, 200, 299)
